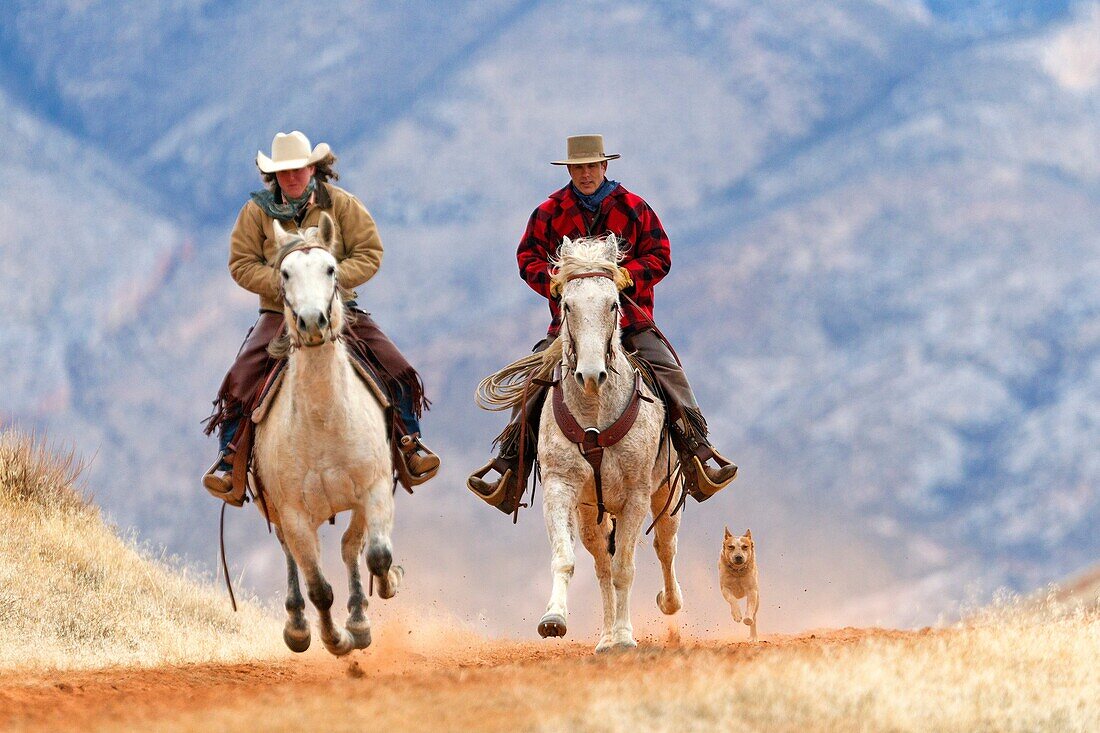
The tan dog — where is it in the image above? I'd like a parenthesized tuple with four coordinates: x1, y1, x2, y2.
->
(719, 527, 759, 641)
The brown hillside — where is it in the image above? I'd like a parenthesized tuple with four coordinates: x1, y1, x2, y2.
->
(0, 430, 284, 671)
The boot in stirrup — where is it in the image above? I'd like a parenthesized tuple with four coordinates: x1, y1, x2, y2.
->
(674, 423, 738, 502)
(202, 452, 246, 507)
(395, 433, 440, 489)
(467, 456, 521, 511)
(686, 447, 738, 501)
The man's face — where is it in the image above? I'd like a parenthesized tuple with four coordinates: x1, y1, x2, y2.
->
(568, 161, 608, 196)
(275, 165, 316, 199)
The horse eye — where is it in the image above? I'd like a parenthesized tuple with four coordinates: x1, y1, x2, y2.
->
(563, 303, 570, 314)
(327, 266, 335, 277)
(609, 302, 618, 312)
(281, 270, 289, 280)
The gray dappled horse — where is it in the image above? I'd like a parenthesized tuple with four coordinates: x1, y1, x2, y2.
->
(535, 235, 683, 652)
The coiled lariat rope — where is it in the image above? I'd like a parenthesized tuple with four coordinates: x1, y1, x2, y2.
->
(475, 339, 564, 412)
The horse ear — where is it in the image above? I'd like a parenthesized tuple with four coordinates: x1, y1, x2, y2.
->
(272, 219, 294, 247)
(603, 234, 620, 261)
(318, 212, 336, 252)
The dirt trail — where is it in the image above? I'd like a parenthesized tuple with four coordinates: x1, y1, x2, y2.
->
(0, 627, 927, 732)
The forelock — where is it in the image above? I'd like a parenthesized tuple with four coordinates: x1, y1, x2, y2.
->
(550, 234, 624, 290)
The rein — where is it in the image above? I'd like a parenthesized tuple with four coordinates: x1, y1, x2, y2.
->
(554, 269, 686, 533)
(512, 271, 620, 524)
(551, 269, 649, 527)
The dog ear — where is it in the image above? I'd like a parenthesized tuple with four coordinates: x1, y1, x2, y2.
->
(744, 529, 752, 540)
(724, 526, 732, 539)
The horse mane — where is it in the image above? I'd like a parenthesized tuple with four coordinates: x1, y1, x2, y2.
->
(476, 236, 629, 411)
(477, 235, 635, 412)
(549, 235, 625, 293)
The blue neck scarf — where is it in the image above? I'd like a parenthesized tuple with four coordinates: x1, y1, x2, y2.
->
(572, 179, 619, 212)
(250, 178, 316, 221)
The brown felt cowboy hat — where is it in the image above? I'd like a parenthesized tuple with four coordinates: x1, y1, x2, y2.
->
(256, 131, 332, 173)
(550, 134, 620, 165)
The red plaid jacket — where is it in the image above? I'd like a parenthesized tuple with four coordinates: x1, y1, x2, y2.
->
(517, 183, 671, 336)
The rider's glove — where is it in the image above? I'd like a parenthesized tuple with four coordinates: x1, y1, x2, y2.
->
(615, 266, 633, 292)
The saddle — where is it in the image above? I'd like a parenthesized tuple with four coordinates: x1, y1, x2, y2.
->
(223, 352, 393, 510)
(250, 355, 391, 424)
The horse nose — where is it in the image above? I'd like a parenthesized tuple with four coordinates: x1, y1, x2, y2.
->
(577, 371, 602, 393)
(297, 313, 308, 332)
(317, 311, 328, 330)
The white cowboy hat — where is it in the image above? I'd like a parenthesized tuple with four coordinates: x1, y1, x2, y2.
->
(550, 134, 620, 165)
(256, 131, 332, 173)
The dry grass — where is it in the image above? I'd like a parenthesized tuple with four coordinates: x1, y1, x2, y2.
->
(0, 430, 285, 671)
(541, 601, 1100, 733)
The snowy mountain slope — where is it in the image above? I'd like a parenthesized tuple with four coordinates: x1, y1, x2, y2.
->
(0, 85, 187, 421)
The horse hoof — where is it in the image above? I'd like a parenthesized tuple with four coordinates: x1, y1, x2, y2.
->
(323, 631, 356, 657)
(377, 565, 403, 600)
(349, 627, 372, 650)
(657, 589, 682, 615)
(538, 613, 567, 638)
(283, 625, 311, 653)
(595, 636, 614, 654)
(346, 617, 372, 649)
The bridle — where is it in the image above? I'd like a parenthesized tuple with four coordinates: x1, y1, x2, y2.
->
(278, 245, 341, 350)
(553, 270, 647, 527)
(560, 271, 620, 372)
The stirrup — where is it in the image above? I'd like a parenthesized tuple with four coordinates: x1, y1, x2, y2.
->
(202, 453, 247, 507)
(684, 449, 738, 502)
(466, 458, 515, 508)
(394, 434, 439, 490)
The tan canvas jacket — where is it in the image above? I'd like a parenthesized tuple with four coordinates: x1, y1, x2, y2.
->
(228, 182, 383, 312)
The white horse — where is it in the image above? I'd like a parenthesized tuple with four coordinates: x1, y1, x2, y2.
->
(253, 212, 403, 657)
(536, 235, 683, 652)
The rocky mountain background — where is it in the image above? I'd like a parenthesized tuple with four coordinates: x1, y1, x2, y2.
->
(1, 0, 1097, 635)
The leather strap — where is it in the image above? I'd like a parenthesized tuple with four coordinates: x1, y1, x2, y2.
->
(219, 503, 238, 612)
(551, 369, 644, 524)
(620, 292, 683, 367)
(566, 272, 614, 283)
